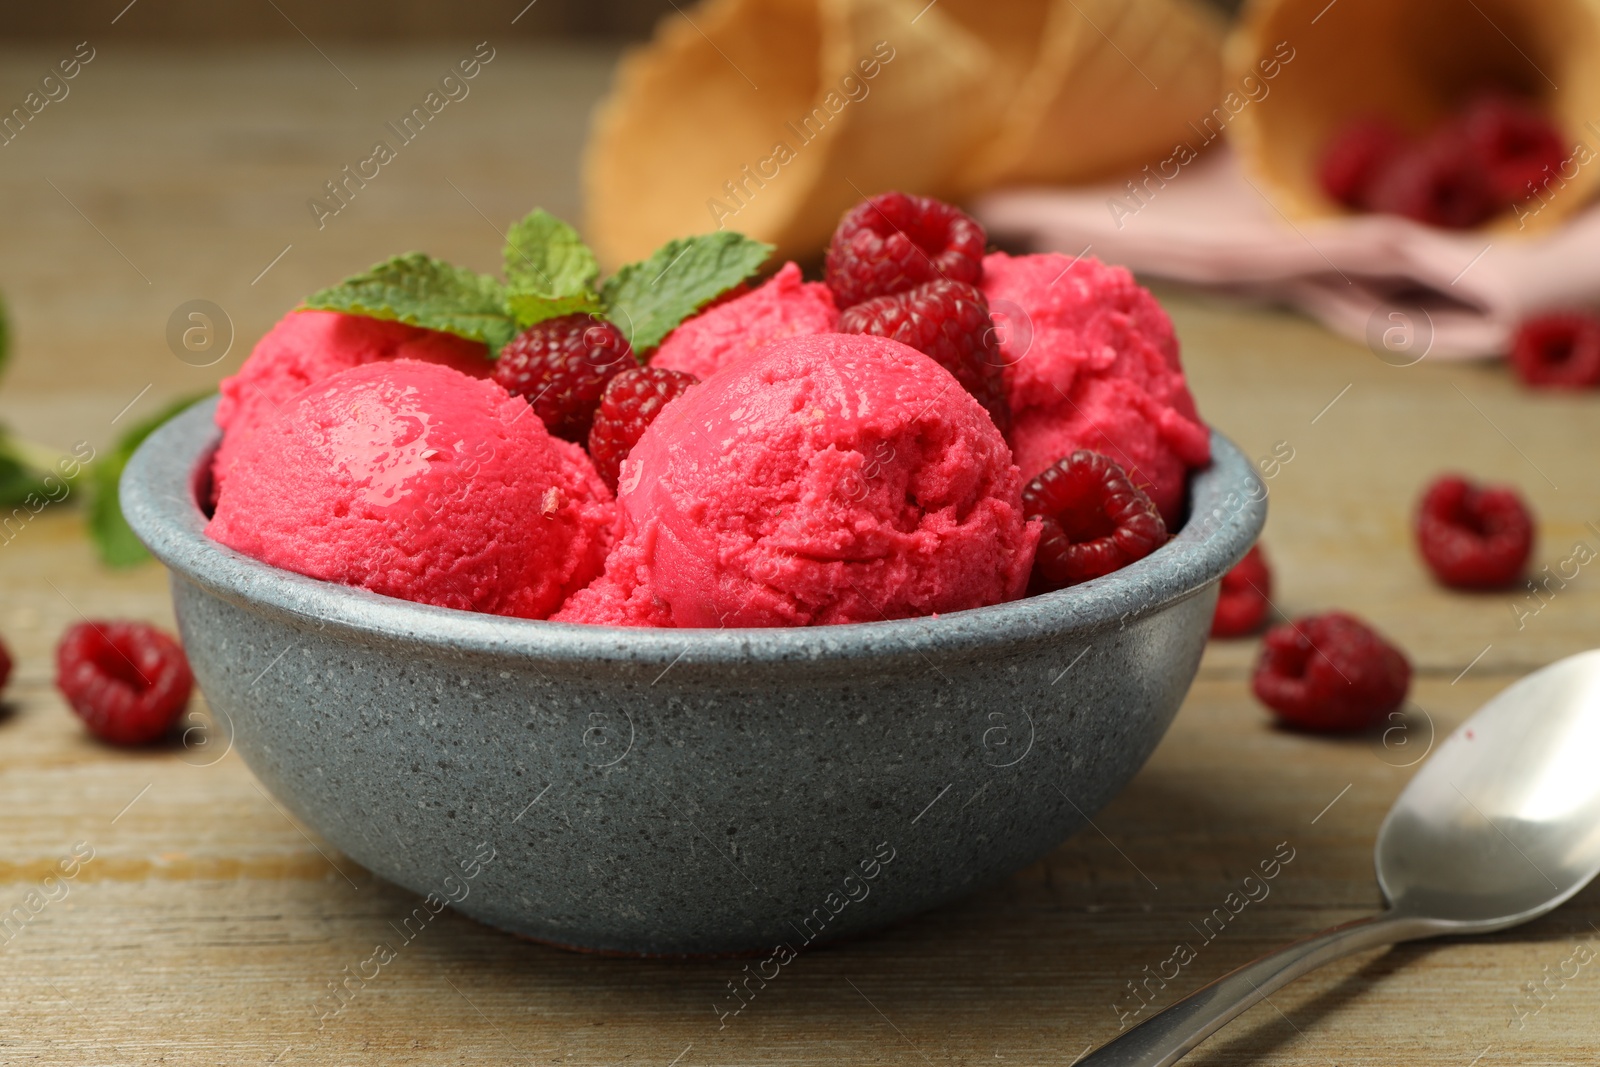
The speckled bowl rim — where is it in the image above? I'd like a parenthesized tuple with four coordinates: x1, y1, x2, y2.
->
(122, 397, 1266, 668)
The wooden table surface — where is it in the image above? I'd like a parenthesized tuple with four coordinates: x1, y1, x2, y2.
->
(2, 43, 1598, 1067)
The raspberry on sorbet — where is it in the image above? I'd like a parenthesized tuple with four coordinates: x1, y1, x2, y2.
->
(588, 366, 699, 490)
(838, 279, 1009, 432)
(824, 191, 986, 308)
(1022, 451, 1167, 590)
(494, 313, 636, 442)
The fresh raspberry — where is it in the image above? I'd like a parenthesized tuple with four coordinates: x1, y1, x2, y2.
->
(837, 279, 1010, 432)
(0, 635, 11, 695)
(493, 313, 636, 442)
(588, 366, 699, 490)
(1415, 474, 1534, 589)
(825, 191, 986, 308)
(56, 621, 194, 746)
(1211, 544, 1272, 638)
(1460, 93, 1566, 205)
(1252, 612, 1410, 732)
(1509, 312, 1600, 389)
(1367, 132, 1499, 229)
(1023, 451, 1167, 590)
(1317, 117, 1407, 209)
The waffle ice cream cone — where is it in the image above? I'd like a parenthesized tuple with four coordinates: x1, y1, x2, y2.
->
(582, 0, 1001, 269)
(1227, 0, 1600, 231)
(950, 0, 1227, 192)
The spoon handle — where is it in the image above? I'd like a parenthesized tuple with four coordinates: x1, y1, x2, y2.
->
(1076, 911, 1441, 1067)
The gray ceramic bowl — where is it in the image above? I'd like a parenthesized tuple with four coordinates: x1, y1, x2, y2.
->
(123, 398, 1265, 956)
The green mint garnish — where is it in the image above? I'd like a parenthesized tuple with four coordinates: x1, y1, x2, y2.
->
(0, 428, 56, 509)
(600, 232, 774, 352)
(88, 392, 214, 567)
(299, 212, 772, 359)
(505, 289, 605, 329)
(304, 253, 519, 355)
(503, 209, 604, 326)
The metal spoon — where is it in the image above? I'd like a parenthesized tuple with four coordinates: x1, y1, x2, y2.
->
(1080, 648, 1600, 1067)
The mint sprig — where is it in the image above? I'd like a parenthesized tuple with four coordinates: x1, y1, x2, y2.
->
(601, 232, 773, 352)
(301, 211, 773, 359)
(88, 392, 214, 567)
(505, 210, 599, 293)
(0, 307, 78, 513)
(0, 289, 191, 567)
(304, 253, 520, 355)
(0, 427, 56, 509)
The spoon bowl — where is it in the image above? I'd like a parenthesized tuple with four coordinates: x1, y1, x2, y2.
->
(1082, 648, 1600, 1067)
(1377, 648, 1600, 930)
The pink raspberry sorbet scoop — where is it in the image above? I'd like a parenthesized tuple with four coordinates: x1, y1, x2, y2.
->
(212, 310, 491, 495)
(649, 262, 837, 380)
(207, 360, 615, 620)
(556, 333, 1039, 628)
(980, 252, 1210, 527)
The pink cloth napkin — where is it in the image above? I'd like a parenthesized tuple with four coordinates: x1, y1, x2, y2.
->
(972, 146, 1600, 359)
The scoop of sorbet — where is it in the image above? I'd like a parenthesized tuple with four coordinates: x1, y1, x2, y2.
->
(212, 310, 490, 495)
(557, 333, 1039, 628)
(649, 262, 837, 380)
(980, 252, 1210, 527)
(207, 360, 614, 620)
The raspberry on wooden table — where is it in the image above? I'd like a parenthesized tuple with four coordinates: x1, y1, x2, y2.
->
(837, 279, 1010, 432)
(0, 635, 11, 696)
(1022, 451, 1167, 591)
(1510, 312, 1600, 389)
(493, 313, 636, 443)
(1251, 612, 1410, 732)
(824, 191, 986, 308)
(1211, 543, 1272, 638)
(1415, 474, 1534, 589)
(56, 621, 194, 746)
(1317, 118, 1407, 209)
(588, 366, 699, 491)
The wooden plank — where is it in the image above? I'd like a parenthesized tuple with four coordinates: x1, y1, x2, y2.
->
(1174, 291, 1600, 680)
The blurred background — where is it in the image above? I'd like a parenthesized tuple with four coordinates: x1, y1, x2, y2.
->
(9, 0, 678, 40)
(0, 1, 1246, 41)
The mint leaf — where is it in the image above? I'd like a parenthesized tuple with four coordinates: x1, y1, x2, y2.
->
(0, 429, 89, 546)
(503, 211, 604, 328)
(504, 210, 600, 296)
(88, 392, 213, 568)
(0, 428, 83, 514)
(599, 233, 772, 352)
(505, 289, 605, 329)
(0, 429, 52, 510)
(303, 253, 518, 355)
